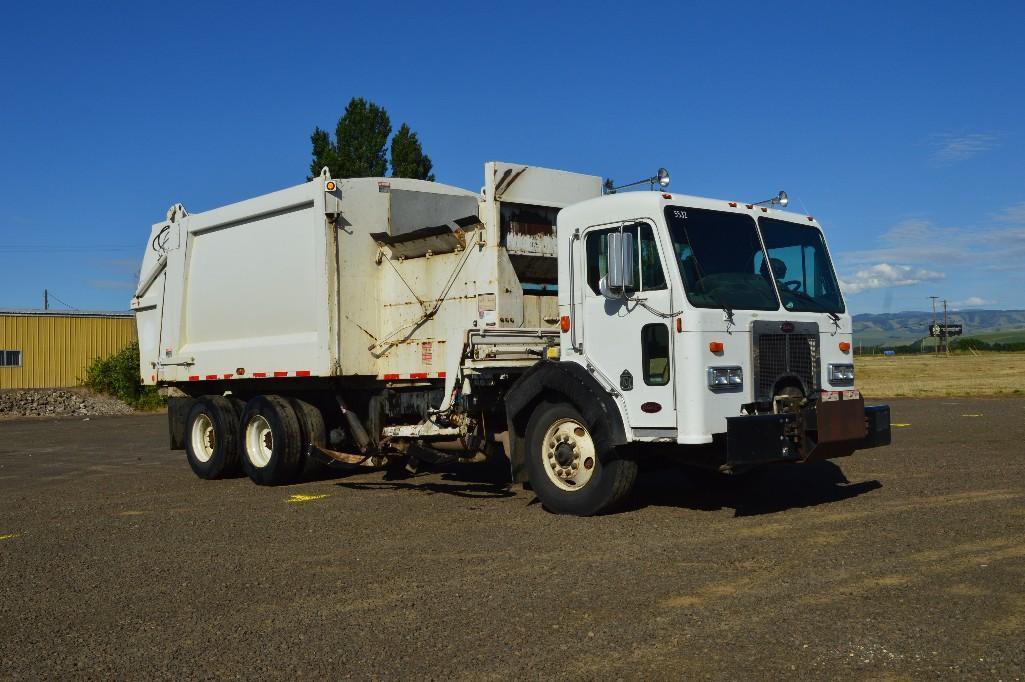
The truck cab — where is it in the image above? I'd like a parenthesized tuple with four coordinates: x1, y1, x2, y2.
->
(499, 189, 889, 513)
(537, 190, 889, 468)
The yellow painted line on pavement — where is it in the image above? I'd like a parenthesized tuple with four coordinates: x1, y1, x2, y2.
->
(892, 423, 912, 427)
(0, 533, 21, 541)
(287, 493, 329, 504)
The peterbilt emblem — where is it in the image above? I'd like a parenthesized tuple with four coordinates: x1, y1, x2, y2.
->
(780, 321, 795, 333)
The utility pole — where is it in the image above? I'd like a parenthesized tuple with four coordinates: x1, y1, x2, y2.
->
(942, 298, 949, 355)
(929, 296, 939, 354)
(44, 289, 48, 310)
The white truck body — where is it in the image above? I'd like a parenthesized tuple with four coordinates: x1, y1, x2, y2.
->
(135, 161, 890, 515)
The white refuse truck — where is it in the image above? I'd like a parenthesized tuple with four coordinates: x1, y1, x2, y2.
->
(133, 162, 890, 515)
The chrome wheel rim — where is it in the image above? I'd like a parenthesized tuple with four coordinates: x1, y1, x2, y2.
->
(541, 418, 597, 491)
(245, 415, 274, 468)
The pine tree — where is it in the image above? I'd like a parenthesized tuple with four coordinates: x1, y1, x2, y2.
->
(309, 98, 435, 181)
(390, 124, 435, 181)
(309, 97, 391, 179)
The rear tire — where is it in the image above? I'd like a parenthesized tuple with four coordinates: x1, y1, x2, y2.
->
(240, 395, 303, 485)
(185, 396, 241, 479)
(288, 397, 328, 477)
(524, 401, 637, 516)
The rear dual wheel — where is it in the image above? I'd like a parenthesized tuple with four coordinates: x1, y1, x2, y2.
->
(185, 396, 241, 479)
(240, 395, 305, 485)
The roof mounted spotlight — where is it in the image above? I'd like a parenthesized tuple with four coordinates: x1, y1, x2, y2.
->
(754, 190, 788, 208)
(603, 167, 671, 194)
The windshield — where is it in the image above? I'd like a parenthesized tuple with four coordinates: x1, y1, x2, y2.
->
(663, 206, 779, 311)
(757, 217, 845, 313)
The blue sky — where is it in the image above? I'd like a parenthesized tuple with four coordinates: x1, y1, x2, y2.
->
(1, 1, 1023, 314)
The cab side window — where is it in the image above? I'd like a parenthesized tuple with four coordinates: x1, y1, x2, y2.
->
(584, 222, 667, 294)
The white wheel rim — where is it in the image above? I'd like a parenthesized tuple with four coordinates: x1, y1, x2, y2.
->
(190, 413, 216, 463)
(541, 418, 597, 492)
(245, 415, 274, 468)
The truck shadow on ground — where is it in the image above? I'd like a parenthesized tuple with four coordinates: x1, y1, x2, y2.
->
(626, 459, 882, 517)
(325, 458, 880, 516)
(331, 465, 518, 500)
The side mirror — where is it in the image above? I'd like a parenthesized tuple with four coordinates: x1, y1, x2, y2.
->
(604, 231, 635, 297)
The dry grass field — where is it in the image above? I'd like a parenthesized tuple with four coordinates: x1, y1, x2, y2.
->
(856, 351, 1025, 397)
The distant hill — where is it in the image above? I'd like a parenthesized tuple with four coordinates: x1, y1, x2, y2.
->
(852, 309, 1025, 347)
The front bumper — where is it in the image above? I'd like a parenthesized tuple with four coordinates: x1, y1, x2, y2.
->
(724, 397, 890, 471)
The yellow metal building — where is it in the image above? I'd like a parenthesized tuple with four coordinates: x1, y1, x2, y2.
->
(0, 310, 136, 389)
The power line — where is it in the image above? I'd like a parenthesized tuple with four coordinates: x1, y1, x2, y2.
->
(46, 291, 76, 310)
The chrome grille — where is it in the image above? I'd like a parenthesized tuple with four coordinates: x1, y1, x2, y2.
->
(752, 323, 819, 400)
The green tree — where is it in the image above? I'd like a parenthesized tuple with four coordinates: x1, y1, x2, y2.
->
(309, 97, 391, 179)
(390, 123, 435, 180)
(309, 98, 435, 180)
(308, 127, 338, 180)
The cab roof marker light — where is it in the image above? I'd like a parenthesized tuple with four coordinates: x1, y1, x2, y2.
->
(807, 216, 815, 221)
(728, 201, 737, 207)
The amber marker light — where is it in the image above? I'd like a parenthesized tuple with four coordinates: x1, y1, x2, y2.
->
(326, 181, 336, 191)
(675, 318, 683, 333)
(839, 342, 851, 352)
(709, 341, 724, 353)
(560, 315, 571, 333)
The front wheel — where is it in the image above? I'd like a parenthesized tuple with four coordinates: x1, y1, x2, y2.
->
(525, 402, 637, 516)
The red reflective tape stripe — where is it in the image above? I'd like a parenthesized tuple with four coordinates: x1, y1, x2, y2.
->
(188, 375, 200, 381)
(205, 375, 218, 380)
(223, 373, 233, 379)
(273, 371, 288, 377)
(295, 370, 311, 377)
(437, 372, 446, 378)
(409, 372, 428, 379)
(253, 372, 267, 378)
(383, 373, 400, 380)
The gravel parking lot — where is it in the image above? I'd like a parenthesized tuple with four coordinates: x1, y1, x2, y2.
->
(2, 398, 1024, 679)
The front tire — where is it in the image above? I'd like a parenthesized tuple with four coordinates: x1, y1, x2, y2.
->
(240, 395, 303, 485)
(185, 396, 241, 479)
(525, 401, 637, 516)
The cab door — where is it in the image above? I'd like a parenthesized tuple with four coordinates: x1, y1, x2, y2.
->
(579, 220, 677, 431)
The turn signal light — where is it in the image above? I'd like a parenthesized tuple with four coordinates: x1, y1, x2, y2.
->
(675, 318, 683, 333)
(709, 341, 724, 353)
(839, 341, 851, 352)
(326, 181, 336, 191)
(560, 315, 571, 332)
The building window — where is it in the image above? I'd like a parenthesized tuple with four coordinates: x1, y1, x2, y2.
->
(1, 350, 22, 367)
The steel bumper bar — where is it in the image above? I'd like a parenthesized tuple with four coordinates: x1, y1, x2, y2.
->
(725, 400, 891, 471)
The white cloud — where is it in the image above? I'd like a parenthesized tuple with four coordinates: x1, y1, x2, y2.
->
(929, 133, 999, 166)
(839, 214, 1025, 273)
(839, 263, 945, 295)
(994, 201, 1025, 224)
(952, 296, 990, 309)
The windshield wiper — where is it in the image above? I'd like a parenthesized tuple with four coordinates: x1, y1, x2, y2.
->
(782, 289, 840, 322)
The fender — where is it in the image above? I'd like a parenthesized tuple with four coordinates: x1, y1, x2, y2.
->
(504, 360, 628, 482)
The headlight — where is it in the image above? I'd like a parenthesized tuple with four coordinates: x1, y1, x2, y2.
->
(828, 363, 855, 384)
(707, 366, 743, 389)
